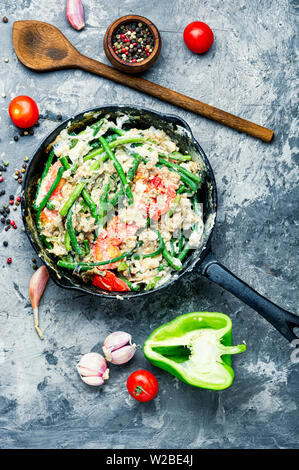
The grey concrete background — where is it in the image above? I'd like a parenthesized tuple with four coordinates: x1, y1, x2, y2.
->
(0, 0, 298, 449)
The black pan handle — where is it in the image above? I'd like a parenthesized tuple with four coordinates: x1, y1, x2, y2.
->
(200, 253, 299, 342)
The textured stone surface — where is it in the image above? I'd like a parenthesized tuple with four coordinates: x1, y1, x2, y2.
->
(0, 0, 298, 449)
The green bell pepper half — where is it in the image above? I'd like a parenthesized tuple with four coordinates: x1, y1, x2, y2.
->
(143, 312, 246, 390)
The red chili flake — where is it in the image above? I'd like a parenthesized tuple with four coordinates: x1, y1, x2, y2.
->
(13, 224, 17, 229)
(7, 257, 12, 264)
(17, 196, 21, 202)
(0, 177, 3, 182)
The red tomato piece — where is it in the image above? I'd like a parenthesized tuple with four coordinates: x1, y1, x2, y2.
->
(92, 272, 130, 292)
(9, 95, 39, 128)
(127, 370, 159, 402)
(183, 21, 214, 54)
(40, 208, 59, 225)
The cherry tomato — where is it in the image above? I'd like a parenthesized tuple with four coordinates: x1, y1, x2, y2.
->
(9, 95, 39, 128)
(183, 21, 214, 54)
(127, 370, 159, 402)
(92, 271, 130, 292)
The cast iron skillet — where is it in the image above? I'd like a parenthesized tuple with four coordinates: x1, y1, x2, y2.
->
(21, 106, 299, 342)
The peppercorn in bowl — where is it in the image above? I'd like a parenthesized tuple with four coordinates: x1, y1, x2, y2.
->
(22, 106, 216, 298)
(104, 15, 162, 74)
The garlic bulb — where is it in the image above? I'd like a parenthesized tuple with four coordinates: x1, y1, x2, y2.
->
(29, 266, 49, 339)
(76, 353, 109, 386)
(103, 331, 136, 365)
(66, 0, 85, 31)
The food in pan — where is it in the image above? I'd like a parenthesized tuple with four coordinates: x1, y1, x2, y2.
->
(33, 114, 204, 292)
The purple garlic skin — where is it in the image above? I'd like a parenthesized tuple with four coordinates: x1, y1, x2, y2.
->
(66, 0, 85, 31)
(76, 352, 109, 386)
(103, 331, 136, 365)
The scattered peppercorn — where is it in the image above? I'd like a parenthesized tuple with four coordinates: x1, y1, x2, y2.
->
(4, 162, 8, 167)
(4, 58, 9, 63)
(18, 178, 22, 184)
(1, 217, 5, 224)
(2, 17, 8, 23)
(29, 128, 34, 136)
(3, 241, 8, 247)
(24, 131, 28, 136)
(5, 207, 10, 214)
(5, 225, 10, 231)
(32, 258, 36, 263)
(57, 114, 62, 121)
(34, 121, 40, 127)
(22, 164, 27, 169)
(13, 224, 17, 229)
(0, 177, 3, 182)
(9, 199, 13, 205)
(24, 156, 29, 162)
(10, 220, 14, 225)
(0, 190, 5, 196)
(7, 257, 12, 264)
(15, 170, 20, 176)
(14, 135, 19, 142)
(32, 264, 38, 270)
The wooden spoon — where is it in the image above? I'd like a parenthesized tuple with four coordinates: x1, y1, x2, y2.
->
(13, 20, 274, 142)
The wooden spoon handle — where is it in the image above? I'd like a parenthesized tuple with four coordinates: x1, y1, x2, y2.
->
(77, 54, 274, 142)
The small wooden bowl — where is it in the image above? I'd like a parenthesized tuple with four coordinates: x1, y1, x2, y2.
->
(104, 15, 162, 74)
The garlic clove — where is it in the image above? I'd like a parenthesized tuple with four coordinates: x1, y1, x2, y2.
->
(66, 0, 85, 31)
(76, 352, 109, 387)
(81, 375, 104, 386)
(29, 266, 49, 340)
(103, 331, 136, 365)
(109, 344, 136, 365)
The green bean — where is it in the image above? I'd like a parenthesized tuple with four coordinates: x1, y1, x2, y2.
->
(71, 163, 78, 174)
(158, 156, 200, 190)
(64, 231, 71, 252)
(70, 139, 78, 149)
(159, 155, 201, 183)
(112, 128, 125, 136)
(37, 166, 65, 213)
(145, 276, 161, 291)
(192, 193, 202, 216)
(46, 201, 55, 210)
(176, 184, 188, 194)
(57, 243, 141, 271)
(117, 261, 129, 272)
(84, 137, 145, 162)
(99, 136, 134, 205)
(178, 230, 184, 253)
(40, 235, 53, 250)
(118, 276, 140, 291)
(33, 149, 55, 210)
(98, 182, 111, 226)
(59, 182, 86, 217)
(168, 195, 181, 217)
(91, 119, 104, 137)
(60, 156, 71, 170)
(109, 155, 141, 207)
(66, 207, 84, 256)
(170, 151, 192, 162)
(82, 188, 98, 222)
(133, 231, 164, 260)
(83, 239, 90, 255)
(178, 243, 190, 262)
(162, 247, 182, 271)
(106, 134, 119, 143)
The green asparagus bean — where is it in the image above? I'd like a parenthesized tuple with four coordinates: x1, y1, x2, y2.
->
(145, 276, 161, 291)
(98, 182, 111, 226)
(83, 239, 90, 255)
(158, 156, 200, 190)
(162, 247, 182, 271)
(82, 188, 98, 222)
(59, 182, 86, 217)
(118, 276, 140, 291)
(159, 155, 201, 183)
(84, 137, 145, 162)
(69, 138, 78, 149)
(109, 155, 141, 207)
(64, 231, 71, 252)
(170, 151, 192, 161)
(99, 136, 134, 205)
(33, 149, 55, 210)
(60, 156, 71, 170)
(37, 166, 65, 213)
(66, 207, 84, 256)
(57, 242, 142, 271)
(46, 201, 55, 210)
